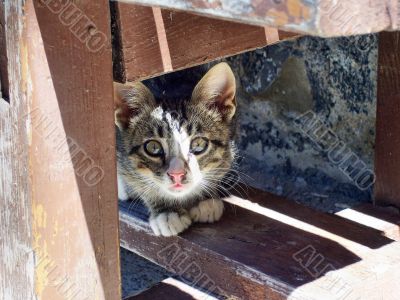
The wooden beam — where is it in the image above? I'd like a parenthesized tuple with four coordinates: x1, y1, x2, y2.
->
(118, 0, 399, 37)
(0, 1, 34, 298)
(375, 31, 400, 209)
(120, 188, 400, 300)
(112, 3, 298, 82)
(26, 0, 120, 299)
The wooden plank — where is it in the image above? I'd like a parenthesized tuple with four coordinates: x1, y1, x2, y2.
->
(375, 31, 400, 209)
(125, 278, 218, 300)
(0, 1, 34, 299)
(120, 188, 400, 300)
(113, 3, 299, 82)
(336, 204, 400, 241)
(26, 0, 120, 299)
(118, 0, 399, 37)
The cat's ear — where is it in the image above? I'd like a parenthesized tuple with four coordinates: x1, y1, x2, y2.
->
(114, 82, 156, 130)
(191, 62, 236, 121)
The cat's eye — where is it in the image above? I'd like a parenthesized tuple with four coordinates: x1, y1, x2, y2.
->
(190, 137, 209, 155)
(144, 140, 164, 157)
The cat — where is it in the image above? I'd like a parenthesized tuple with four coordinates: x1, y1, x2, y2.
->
(114, 62, 236, 236)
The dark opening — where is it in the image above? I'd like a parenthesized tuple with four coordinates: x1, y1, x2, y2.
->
(0, 2, 9, 102)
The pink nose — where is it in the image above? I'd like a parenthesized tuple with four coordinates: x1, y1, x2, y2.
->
(167, 171, 186, 184)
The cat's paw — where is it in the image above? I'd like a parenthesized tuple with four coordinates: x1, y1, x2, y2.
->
(190, 199, 224, 223)
(149, 211, 192, 237)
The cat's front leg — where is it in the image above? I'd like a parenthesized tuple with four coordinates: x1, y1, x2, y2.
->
(149, 209, 192, 237)
(117, 173, 130, 201)
(190, 199, 224, 223)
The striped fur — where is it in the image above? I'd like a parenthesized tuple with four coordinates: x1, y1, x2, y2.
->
(115, 63, 236, 236)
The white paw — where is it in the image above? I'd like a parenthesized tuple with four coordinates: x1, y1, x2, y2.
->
(117, 174, 129, 201)
(149, 212, 192, 237)
(190, 199, 224, 223)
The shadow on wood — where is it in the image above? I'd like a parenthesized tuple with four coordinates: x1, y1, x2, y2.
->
(120, 187, 400, 299)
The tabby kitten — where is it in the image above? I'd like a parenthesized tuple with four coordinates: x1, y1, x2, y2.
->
(114, 63, 236, 236)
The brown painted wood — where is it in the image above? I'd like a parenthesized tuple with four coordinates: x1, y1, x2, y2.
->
(0, 1, 9, 100)
(375, 31, 400, 209)
(125, 278, 217, 300)
(118, 0, 399, 37)
(26, 0, 120, 299)
(113, 3, 299, 82)
(112, 3, 165, 82)
(336, 204, 400, 241)
(0, 1, 34, 298)
(127, 283, 194, 300)
(120, 187, 400, 300)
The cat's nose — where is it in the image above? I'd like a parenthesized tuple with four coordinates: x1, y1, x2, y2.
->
(167, 171, 186, 184)
(167, 157, 187, 183)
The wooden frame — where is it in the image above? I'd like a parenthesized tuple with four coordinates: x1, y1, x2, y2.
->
(0, 2, 34, 298)
(2, 0, 400, 299)
(119, 0, 400, 37)
(1, 1, 120, 299)
(112, 3, 299, 82)
(375, 31, 400, 208)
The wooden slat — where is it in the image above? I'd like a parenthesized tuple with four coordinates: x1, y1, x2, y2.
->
(120, 188, 400, 300)
(118, 0, 399, 37)
(125, 278, 218, 300)
(375, 31, 400, 209)
(113, 3, 299, 82)
(336, 204, 400, 241)
(0, 1, 34, 298)
(26, 0, 120, 299)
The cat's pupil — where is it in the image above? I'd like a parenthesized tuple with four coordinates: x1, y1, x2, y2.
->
(145, 140, 163, 156)
(191, 137, 208, 154)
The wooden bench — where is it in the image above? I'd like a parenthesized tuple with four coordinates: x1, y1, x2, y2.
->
(1, 1, 400, 299)
(120, 188, 400, 299)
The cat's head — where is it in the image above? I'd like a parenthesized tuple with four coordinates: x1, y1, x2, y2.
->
(115, 63, 236, 202)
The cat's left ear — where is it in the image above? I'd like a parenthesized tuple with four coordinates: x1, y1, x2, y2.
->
(114, 81, 156, 130)
(191, 62, 236, 121)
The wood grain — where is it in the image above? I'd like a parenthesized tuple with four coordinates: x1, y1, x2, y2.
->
(120, 187, 400, 300)
(375, 31, 400, 209)
(27, 0, 120, 299)
(0, 1, 34, 299)
(118, 0, 399, 37)
(113, 3, 298, 82)
(125, 278, 216, 300)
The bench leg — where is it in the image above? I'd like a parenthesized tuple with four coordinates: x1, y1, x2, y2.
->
(28, 1, 120, 298)
(375, 31, 400, 209)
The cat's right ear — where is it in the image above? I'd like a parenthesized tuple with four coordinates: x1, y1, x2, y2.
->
(113, 82, 155, 130)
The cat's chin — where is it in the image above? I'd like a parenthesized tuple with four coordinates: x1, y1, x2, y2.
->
(161, 183, 200, 200)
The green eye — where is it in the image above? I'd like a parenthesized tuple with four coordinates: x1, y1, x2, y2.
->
(144, 140, 164, 157)
(190, 137, 209, 155)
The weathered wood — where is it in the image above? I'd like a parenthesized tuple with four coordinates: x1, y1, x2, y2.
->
(375, 31, 400, 209)
(336, 204, 400, 241)
(120, 188, 400, 300)
(125, 278, 218, 300)
(0, 1, 9, 100)
(26, 0, 120, 299)
(113, 3, 299, 82)
(0, 2, 34, 299)
(118, 0, 400, 37)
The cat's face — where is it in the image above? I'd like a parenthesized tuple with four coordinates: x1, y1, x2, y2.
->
(115, 63, 236, 202)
